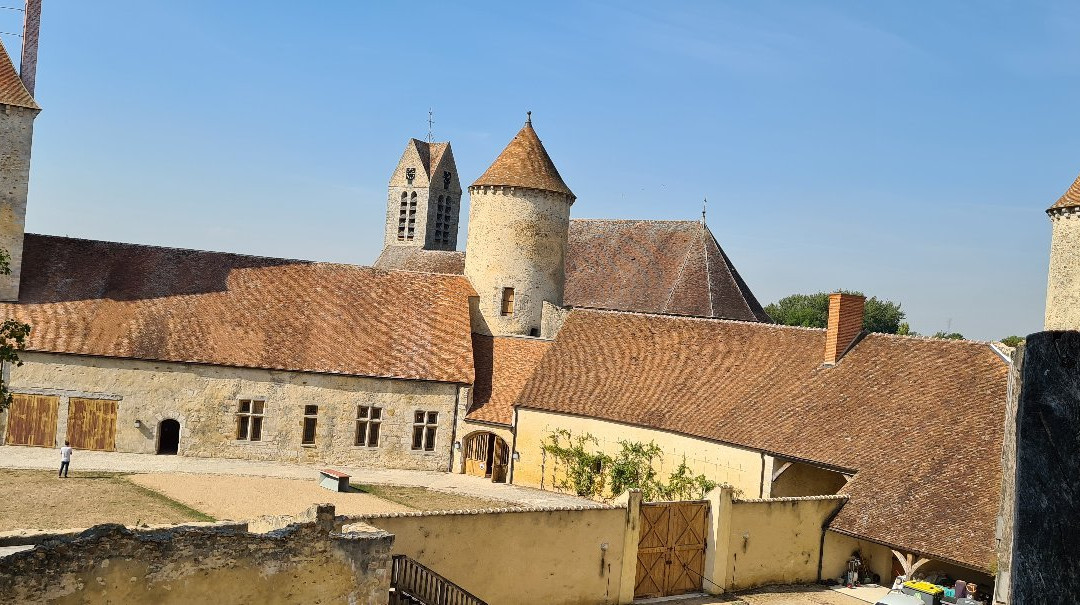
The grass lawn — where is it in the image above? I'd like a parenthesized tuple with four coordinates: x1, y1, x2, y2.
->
(0, 469, 213, 531)
(351, 483, 519, 512)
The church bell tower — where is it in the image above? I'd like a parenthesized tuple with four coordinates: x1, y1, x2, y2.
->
(383, 139, 462, 252)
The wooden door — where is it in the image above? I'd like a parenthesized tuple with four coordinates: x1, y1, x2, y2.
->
(635, 500, 708, 599)
(464, 432, 489, 477)
(491, 437, 509, 483)
(5, 394, 59, 447)
(66, 398, 117, 451)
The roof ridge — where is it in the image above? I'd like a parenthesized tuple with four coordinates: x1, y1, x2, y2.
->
(569, 306, 828, 333)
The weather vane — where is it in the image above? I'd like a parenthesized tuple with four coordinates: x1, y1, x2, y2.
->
(427, 108, 434, 143)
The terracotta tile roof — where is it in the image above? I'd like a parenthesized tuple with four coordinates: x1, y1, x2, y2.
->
(565, 220, 770, 321)
(0, 235, 476, 383)
(373, 246, 465, 275)
(470, 119, 574, 199)
(514, 309, 1008, 570)
(373, 219, 769, 322)
(0, 39, 38, 110)
(1048, 171, 1080, 212)
(467, 334, 552, 425)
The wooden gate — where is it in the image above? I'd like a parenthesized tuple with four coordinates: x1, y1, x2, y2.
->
(4, 394, 59, 447)
(635, 500, 709, 599)
(463, 432, 509, 483)
(66, 398, 117, 451)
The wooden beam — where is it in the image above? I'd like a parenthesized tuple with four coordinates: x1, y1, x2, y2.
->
(771, 461, 793, 482)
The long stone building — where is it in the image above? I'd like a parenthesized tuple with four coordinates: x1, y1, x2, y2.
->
(0, 32, 1029, 594)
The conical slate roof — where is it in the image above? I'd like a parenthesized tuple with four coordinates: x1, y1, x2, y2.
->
(0, 39, 38, 110)
(470, 116, 574, 199)
(1048, 171, 1080, 212)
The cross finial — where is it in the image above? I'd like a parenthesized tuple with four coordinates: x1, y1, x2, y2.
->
(702, 197, 707, 224)
(427, 108, 434, 143)
(526, 110, 532, 125)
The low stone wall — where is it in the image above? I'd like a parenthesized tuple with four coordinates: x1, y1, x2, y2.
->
(349, 503, 629, 605)
(0, 505, 393, 605)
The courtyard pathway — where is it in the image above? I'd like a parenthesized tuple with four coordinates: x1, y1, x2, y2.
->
(0, 446, 598, 509)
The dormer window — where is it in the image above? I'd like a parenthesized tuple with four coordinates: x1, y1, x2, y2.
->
(443, 171, 452, 190)
(406, 167, 416, 185)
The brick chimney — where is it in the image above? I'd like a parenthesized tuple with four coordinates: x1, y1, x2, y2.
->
(824, 292, 865, 365)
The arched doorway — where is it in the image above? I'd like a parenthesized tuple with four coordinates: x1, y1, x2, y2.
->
(157, 419, 180, 455)
(463, 432, 509, 483)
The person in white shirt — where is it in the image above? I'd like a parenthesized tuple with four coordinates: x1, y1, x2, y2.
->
(59, 441, 72, 478)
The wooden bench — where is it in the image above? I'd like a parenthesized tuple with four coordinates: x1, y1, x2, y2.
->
(318, 468, 350, 492)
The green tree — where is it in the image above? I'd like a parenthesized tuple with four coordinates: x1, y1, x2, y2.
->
(0, 248, 29, 411)
(765, 291, 906, 334)
(931, 331, 965, 340)
(1000, 335, 1025, 348)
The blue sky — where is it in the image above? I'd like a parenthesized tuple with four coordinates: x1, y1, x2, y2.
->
(10, 1, 1079, 340)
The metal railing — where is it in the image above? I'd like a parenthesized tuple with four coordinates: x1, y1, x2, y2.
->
(389, 554, 488, 605)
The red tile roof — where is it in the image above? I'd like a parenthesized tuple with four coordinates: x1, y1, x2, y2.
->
(1048, 171, 1080, 212)
(1, 235, 476, 383)
(470, 119, 574, 199)
(373, 219, 769, 322)
(565, 220, 770, 321)
(467, 334, 552, 425)
(0, 39, 38, 110)
(514, 309, 1008, 570)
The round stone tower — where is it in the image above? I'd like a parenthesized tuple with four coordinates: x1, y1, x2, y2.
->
(1045, 172, 1080, 330)
(465, 114, 575, 337)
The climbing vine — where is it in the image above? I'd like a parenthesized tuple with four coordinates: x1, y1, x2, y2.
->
(542, 429, 728, 501)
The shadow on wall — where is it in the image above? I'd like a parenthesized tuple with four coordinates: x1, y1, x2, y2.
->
(20, 234, 308, 304)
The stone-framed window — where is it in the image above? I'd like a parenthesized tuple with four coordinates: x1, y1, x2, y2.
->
(443, 170, 451, 190)
(302, 404, 318, 446)
(355, 405, 382, 447)
(411, 411, 438, 452)
(500, 287, 515, 316)
(405, 167, 416, 185)
(236, 399, 265, 442)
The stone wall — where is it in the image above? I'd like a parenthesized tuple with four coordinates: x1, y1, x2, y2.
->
(717, 492, 850, 590)
(465, 186, 573, 337)
(1045, 212, 1080, 330)
(0, 104, 36, 301)
(993, 344, 1022, 604)
(0, 505, 393, 605)
(350, 504, 629, 605)
(1009, 331, 1080, 603)
(0, 352, 460, 471)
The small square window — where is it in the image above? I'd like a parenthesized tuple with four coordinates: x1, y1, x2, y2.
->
(501, 287, 515, 316)
(304, 404, 318, 416)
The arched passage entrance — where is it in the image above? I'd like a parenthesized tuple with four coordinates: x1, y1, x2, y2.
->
(157, 419, 180, 455)
(463, 432, 509, 483)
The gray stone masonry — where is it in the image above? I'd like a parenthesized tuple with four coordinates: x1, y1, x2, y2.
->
(1009, 331, 1080, 603)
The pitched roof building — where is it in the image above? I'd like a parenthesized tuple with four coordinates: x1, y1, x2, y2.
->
(511, 307, 1008, 571)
